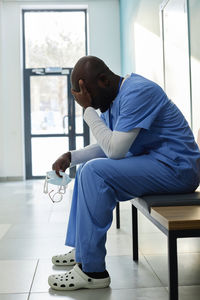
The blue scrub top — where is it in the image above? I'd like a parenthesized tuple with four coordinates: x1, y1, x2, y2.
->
(101, 73, 200, 184)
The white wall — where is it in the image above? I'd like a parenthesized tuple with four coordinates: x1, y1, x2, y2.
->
(1, 1, 24, 179)
(120, 0, 200, 140)
(120, 0, 163, 87)
(0, 0, 121, 179)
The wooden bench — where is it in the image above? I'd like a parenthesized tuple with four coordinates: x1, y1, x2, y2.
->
(115, 191, 200, 300)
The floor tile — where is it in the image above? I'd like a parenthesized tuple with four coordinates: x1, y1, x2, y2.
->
(178, 238, 200, 253)
(0, 179, 200, 300)
(0, 224, 12, 240)
(0, 260, 37, 293)
(4, 223, 67, 239)
(0, 209, 51, 224)
(145, 253, 200, 286)
(138, 213, 161, 234)
(138, 233, 200, 255)
(30, 258, 73, 293)
(179, 285, 200, 300)
(29, 287, 168, 300)
(0, 294, 28, 300)
(49, 211, 70, 223)
(0, 238, 69, 259)
(106, 232, 132, 256)
(108, 255, 163, 289)
(31, 255, 162, 293)
(138, 232, 168, 255)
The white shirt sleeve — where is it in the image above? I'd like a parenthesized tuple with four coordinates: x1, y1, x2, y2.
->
(70, 143, 106, 167)
(83, 107, 140, 159)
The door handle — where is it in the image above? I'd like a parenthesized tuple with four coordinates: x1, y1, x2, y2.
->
(63, 115, 68, 133)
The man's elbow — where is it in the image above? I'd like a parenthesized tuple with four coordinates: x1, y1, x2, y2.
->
(106, 149, 126, 159)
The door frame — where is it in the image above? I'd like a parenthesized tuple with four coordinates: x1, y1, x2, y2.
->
(22, 9, 89, 179)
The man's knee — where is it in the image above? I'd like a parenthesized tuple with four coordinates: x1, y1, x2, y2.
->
(76, 163, 85, 176)
(80, 158, 108, 179)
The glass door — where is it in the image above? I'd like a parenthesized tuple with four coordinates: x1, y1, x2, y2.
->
(22, 10, 89, 178)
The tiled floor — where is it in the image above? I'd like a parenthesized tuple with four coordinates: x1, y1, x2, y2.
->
(0, 180, 199, 300)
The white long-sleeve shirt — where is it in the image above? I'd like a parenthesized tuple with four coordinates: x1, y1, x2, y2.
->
(70, 109, 140, 167)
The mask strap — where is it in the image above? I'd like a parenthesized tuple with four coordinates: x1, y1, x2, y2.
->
(58, 185, 66, 194)
(43, 176, 49, 194)
(49, 189, 63, 203)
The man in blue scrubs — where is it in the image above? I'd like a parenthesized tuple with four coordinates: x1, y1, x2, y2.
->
(48, 56, 200, 291)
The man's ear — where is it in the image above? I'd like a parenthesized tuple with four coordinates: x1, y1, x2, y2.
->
(97, 73, 109, 88)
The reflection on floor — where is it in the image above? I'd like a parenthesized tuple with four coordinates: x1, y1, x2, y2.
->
(0, 180, 199, 299)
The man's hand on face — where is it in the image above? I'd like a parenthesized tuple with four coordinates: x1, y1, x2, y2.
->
(52, 152, 71, 177)
(71, 79, 92, 109)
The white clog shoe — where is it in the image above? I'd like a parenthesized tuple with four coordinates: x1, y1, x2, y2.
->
(48, 264, 111, 291)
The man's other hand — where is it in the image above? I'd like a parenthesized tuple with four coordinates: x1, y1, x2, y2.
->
(52, 152, 71, 177)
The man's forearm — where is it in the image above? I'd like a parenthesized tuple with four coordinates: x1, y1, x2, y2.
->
(83, 107, 140, 159)
(70, 143, 106, 167)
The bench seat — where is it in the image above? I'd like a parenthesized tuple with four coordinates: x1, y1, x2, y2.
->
(132, 191, 200, 213)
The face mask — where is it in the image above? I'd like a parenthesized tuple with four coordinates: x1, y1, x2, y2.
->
(43, 170, 72, 203)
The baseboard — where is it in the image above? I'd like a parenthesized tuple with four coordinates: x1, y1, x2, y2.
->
(0, 176, 24, 182)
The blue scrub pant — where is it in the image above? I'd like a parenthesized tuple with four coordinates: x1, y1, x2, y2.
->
(65, 155, 197, 272)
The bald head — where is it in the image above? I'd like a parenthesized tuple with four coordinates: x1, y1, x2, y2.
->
(71, 56, 111, 92)
(71, 56, 121, 113)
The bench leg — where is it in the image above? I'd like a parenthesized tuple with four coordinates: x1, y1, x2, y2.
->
(132, 205, 139, 261)
(168, 231, 178, 300)
(116, 202, 120, 229)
